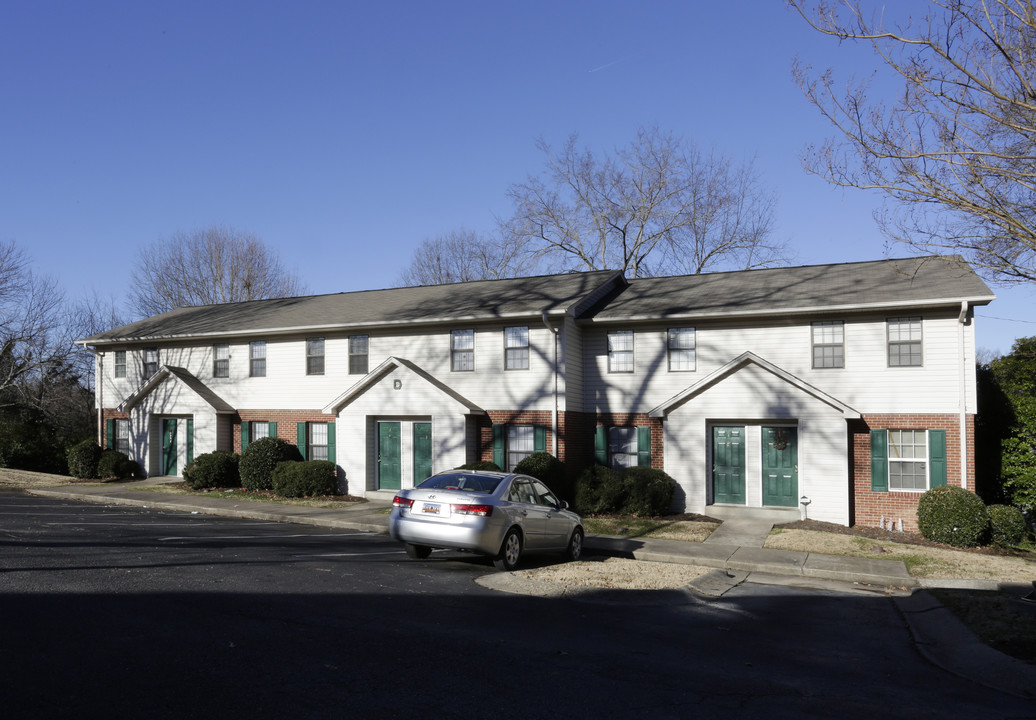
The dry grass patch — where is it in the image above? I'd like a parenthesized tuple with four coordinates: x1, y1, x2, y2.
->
(136, 483, 365, 509)
(767, 528, 1036, 581)
(515, 557, 712, 590)
(583, 516, 719, 542)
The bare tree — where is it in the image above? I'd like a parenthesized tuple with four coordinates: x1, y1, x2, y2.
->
(130, 225, 306, 316)
(398, 229, 537, 286)
(503, 126, 786, 278)
(790, 0, 1036, 285)
(0, 240, 74, 411)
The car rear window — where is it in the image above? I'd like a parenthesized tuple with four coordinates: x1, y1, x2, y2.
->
(418, 473, 502, 494)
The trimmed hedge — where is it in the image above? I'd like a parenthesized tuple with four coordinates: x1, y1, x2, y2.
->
(455, 460, 502, 472)
(988, 504, 1028, 546)
(240, 437, 302, 491)
(916, 485, 990, 547)
(272, 460, 337, 498)
(67, 440, 102, 479)
(513, 452, 570, 502)
(183, 451, 241, 490)
(97, 449, 138, 480)
(575, 465, 676, 516)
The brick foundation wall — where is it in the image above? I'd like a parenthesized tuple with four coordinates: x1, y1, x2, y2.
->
(851, 413, 975, 531)
(99, 409, 130, 449)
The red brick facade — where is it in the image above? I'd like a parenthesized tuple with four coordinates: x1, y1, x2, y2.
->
(850, 413, 975, 531)
(234, 410, 336, 453)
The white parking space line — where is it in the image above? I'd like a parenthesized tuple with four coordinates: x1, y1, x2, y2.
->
(158, 532, 376, 542)
(293, 550, 405, 558)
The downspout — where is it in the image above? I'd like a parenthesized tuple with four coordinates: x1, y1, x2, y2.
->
(541, 311, 559, 457)
(957, 301, 969, 490)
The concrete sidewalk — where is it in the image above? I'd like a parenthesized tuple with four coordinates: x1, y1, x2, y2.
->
(23, 478, 1036, 700)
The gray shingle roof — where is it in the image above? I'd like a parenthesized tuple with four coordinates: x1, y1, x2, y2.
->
(588, 256, 995, 322)
(82, 270, 621, 344)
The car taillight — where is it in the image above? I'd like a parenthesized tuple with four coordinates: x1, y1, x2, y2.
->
(392, 496, 414, 509)
(452, 504, 493, 517)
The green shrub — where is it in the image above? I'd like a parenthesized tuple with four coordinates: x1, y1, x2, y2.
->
(514, 452, 571, 502)
(620, 466, 676, 516)
(455, 460, 502, 472)
(183, 451, 240, 490)
(96, 450, 138, 480)
(916, 485, 990, 547)
(987, 504, 1028, 546)
(239, 437, 302, 491)
(66, 440, 102, 479)
(272, 460, 337, 498)
(575, 465, 678, 516)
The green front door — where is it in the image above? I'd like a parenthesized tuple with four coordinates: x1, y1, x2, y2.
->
(162, 419, 178, 476)
(378, 422, 401, 491)
(413, 422, 432, 486)
(762, 426, 798, 507)
(712, 426, 745, 504)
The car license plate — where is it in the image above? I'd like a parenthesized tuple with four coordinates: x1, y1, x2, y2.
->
(422, 503, 441, 515)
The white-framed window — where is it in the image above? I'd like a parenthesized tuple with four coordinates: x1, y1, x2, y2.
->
(308, 422, 329, 462)
(250, 341, 266, 377)
(506, 425, 535, 471)
(306, 337, 325, 376)
(504, 326, 529, 370)
(888, 429, 928, 490)
(667, 328, 695, 371)
(608, 330, 634, 373)
(451, 329, 474, 372)
(213, 344, 230, 378)
(143, 347, 159, 378)
(114, 350, 127, 378)
(887, 317, 922, 367)
(812, 321, 844, 369)
(251, 421, 271, 441)
(608, 427, 638, 468)
(115, 419, 130, 455)
(349, 335, 369, 375)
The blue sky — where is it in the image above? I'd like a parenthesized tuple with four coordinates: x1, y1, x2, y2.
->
(2, 1, 1032, 354)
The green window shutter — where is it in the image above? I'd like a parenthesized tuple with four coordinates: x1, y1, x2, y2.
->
(268, 421, 277, 438)
(534, 425, 546, 453)
(929, 429, 947, 487)
(492, 424, 505, 469)
(594, 426, 607, 466)
(327, 422, 336, 464)
(241, 422, 250, 453)
(870, 430, 888, 492)
(105, 419, 115, 450)
(637, 426, 651, 467)
(297, 422, 307, 460)
(186, 419, 194, 463)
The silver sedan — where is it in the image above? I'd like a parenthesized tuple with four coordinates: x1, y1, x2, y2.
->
(388, 470, 584, 571)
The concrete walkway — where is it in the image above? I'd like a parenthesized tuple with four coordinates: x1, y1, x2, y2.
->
(22, 478, 1036, 700)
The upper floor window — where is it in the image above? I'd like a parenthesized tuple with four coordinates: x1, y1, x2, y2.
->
(113, 350, 127, 378)
(213, 344, 230, 378)
(887, 317, 922, 367)
(451, 329, 474, 372)
(667, 328, 695, 371)
(349, 335, 369, 375)
(250, 341, 267, 377)
(143, 347, 159, 378)
(811, 321, 844, 369)
(504, 326, 529, 370)
(608, 330, 634, 373)
(306, 337, 325, 375)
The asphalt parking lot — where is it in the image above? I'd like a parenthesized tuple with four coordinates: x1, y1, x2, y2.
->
(3, 491, 1033, 719)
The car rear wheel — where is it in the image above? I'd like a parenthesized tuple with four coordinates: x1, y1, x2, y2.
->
(405, 543, 432, 559)
(565, 528, 584, 562)
(493, 528, 522, 571)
